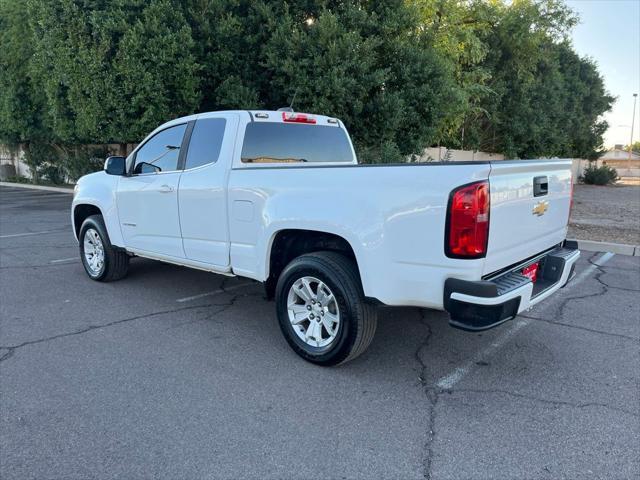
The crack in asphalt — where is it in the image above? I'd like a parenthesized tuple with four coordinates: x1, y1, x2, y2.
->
(552, 252, 613, 320)
(520, 253, 638, 342)
(414, 308, 437, 480)
(440, 388, 640, 419)
(589, 259, 640, 293)
(164, 294, 241, 330)
(411, 254, 639, 478)
(555, 258, 609, 320)
(594, 275, 640, 292)
(519, 314, 639, 342)
(0, 302, 229, 363)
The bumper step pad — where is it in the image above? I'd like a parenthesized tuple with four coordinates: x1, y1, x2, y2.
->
(444, 245, 579, 331)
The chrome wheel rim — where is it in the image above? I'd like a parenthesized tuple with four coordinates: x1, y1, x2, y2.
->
(83, 228, 105, 275)
(287, 276, 340, 348)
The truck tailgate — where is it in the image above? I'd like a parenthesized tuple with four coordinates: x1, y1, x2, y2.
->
(483, 159, 572, 275)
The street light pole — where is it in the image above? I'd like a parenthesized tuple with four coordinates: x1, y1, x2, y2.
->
(629, 93, 638, 172)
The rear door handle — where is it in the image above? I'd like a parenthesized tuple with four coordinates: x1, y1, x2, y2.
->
(159, 184, 174, 193)
(533, 176, 548, 197)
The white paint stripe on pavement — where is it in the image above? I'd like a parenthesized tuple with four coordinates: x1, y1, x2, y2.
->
(50, 257, 78, 264)
(176, 282, 254, 303)
(436, 319, 529, 390)
(0, 230, 65, 239)
(435, 251, 615, 390)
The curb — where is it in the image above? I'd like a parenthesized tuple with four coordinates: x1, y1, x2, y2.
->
(0, 181, 74, 194)
(568, 238, 640, 257)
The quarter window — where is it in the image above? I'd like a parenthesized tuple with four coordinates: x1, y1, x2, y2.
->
(184, 118, 226, 170)
(133, 123, 187, 174)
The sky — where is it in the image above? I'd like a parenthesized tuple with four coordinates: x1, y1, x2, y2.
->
(566, 0, 640, 148)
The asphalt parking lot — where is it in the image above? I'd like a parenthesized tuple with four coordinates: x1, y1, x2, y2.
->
(1, 185, 638, 479)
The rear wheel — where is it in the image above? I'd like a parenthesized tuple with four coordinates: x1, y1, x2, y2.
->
(79, 215, 129, 281)
(275, 251, 377, 366)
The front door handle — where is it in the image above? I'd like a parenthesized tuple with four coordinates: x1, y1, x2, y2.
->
(159, 184, 174, 193)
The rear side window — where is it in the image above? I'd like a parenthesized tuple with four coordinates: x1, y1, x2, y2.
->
(184, 118, 226, 170)
(241, 122, 354, 164)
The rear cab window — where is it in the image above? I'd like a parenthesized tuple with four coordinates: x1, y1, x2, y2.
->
(241, 116, 355, 165)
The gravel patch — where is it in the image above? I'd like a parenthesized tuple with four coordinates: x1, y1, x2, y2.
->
(568, 184, 640, 245)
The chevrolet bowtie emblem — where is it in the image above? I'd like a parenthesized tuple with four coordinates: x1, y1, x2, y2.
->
(532, 200, 549, 216)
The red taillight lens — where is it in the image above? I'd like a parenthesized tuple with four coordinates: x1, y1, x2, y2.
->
(282, 112, 316, 124)
(446, 181, 490, 258)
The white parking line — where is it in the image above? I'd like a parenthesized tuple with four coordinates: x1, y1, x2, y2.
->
(176, 282, 254, 303)
(435, 251, 615, 390)
(50, 257, 78, 264)
(436, 320, 529, 390)
(573, 251, 614, 283)
(0, 229, 65, 239)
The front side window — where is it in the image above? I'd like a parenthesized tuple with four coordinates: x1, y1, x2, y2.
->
(133, 123, 187, 174)
(184, 118, 226, 170)
(241, 122, 354, 164)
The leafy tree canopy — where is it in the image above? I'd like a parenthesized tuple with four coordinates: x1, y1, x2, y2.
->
(625, 141, 640, 154)
(0, 0, 614, 166)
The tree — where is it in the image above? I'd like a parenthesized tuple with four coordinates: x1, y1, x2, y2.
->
(2, 0, 615, 170)
(625, 141, 640, 154)
(26, 0, 200, 150)
(413, 0, 493, 147)
(0, 0, 49, 145)
(414, 0, 612, 159)
(184, 0, 462, 162)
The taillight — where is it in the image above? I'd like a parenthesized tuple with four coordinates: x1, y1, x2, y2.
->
(446, 181, 490, 258)
(282, 112, 316, 124)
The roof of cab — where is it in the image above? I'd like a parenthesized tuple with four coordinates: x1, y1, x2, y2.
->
(169, 110, 341, 126)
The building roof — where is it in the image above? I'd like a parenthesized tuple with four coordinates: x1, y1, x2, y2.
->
(600, 146, 640, 161)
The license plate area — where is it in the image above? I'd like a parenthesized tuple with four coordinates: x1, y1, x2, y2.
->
(530, 255, 564, 298)
(483, 245, 574, 297)
(522, 262, 540, 283)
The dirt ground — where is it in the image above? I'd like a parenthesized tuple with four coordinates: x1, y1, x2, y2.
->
(568, 184, 640, 245)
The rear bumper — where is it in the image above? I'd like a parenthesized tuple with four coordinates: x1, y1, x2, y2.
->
(443, 244, 580, 331)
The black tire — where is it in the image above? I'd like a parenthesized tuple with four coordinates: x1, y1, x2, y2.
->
(79, 214, 129, 282)
(275, 251, 377, 366)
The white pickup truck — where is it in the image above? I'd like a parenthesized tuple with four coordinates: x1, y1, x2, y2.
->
(72, 109, 579, 365)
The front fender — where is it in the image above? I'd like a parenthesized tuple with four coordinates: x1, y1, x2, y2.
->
(72, 172, 123, 247)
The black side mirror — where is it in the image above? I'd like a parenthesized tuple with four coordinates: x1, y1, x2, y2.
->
(104, 156, 126, 176)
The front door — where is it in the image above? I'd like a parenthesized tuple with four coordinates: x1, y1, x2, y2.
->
(116, 123, 188, 259)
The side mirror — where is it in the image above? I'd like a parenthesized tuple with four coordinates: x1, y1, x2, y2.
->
(104, 156, 126, 176)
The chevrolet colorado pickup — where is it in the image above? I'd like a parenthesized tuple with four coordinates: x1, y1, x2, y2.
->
(72, 110, 579, 365)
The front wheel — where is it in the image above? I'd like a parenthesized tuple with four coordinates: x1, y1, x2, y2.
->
(79, 215, 129, 282)
(275, 251, 377, 366)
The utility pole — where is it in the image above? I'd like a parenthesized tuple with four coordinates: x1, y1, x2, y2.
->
(629, 93, 638, 172)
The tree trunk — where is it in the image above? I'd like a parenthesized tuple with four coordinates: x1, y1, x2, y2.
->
(118, 143, 128, 156)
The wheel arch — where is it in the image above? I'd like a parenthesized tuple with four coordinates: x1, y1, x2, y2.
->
(263, 228, 366, 300)
(73, 203, 104, 239)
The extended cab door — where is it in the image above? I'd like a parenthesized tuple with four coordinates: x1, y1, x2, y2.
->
(116, 123, 188, 258)
(177, 113, 239, 268)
